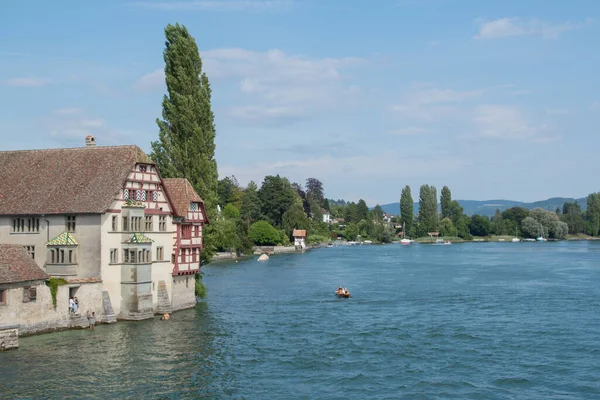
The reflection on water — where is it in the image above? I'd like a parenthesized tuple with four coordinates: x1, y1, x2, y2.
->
(2, 242, 600, 399)
(0, 302, 234, 399)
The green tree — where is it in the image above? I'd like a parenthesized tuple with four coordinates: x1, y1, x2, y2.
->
(440, 186, 452, 219)
(306, 178, 324, 204)
(586, 193, 600, 236)
(211, 218, 239, 251)
(248, 221, 282, 245)
(470, 214, 491, 237)
(416, 185, 438, 237)
(150, 23, 218, 218)
(521, 217, 543, 238)
(439, 217, 457, 237)
(258, 175, 296, 228)
(222, 203, 240, 220)
(356, 199, 369, 221)
(218, 176, 241, 208)
(371, 204, 384, 221)
(501, 207, 530, 227)
(561, 201, 585, 234)
(282, 197, 310, 238)
(400, 185, 414, 236)
(344, 223, 359, 241)
(345, 202, 359, 223)
(240, 181, 262, 223)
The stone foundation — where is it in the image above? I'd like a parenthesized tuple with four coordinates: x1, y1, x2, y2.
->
(0, 325, 19, 351)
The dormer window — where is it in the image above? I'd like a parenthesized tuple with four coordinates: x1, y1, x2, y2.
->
(140, 165, 147, 173)
(190, 202, 198, 212)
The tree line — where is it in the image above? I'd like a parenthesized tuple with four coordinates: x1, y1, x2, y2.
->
(398, 184, 600, 240)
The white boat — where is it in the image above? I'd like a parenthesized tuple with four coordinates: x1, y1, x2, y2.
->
(400, 238, 411, 245)
(400, 222, 411, 245)
(512, 227, 520, 242)
(536, 236, 547, 242)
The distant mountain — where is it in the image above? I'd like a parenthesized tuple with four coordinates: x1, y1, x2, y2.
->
(377, 197, 587, 218)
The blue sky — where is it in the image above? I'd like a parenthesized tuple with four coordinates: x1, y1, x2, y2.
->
(1, 0, 599, 205)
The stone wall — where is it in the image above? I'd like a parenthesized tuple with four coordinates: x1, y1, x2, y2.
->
(0, 280, 104, 336)
(171, 275, 196, 312)
(0, 326, 19, 351)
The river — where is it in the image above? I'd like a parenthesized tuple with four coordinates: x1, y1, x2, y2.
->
(1, 241, 600, 399)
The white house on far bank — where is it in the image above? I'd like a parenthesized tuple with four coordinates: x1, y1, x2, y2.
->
(322, 209, 331, 224)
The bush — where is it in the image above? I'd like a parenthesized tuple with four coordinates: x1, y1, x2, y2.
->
(248, 221, 282, 245)
(308, 234, 328, 244)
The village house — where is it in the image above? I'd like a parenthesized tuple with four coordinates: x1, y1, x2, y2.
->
(162, 178, 208, 311)
(293, 229, 307, 249)
(322, 209, 331, 224)
(0, 136, 208, 333)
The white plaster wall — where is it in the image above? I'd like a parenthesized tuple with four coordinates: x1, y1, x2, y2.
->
(151, 261, 173, 311)
(0, 214, 101, 278)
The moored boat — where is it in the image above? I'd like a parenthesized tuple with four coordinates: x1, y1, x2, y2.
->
(335, 287, 351, 298)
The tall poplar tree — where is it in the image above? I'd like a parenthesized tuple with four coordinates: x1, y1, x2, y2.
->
(440, 186, 452, 219)
(416, 184, 438, 237)
(400, 185, 413, 235)
(150, 23, 219, 219)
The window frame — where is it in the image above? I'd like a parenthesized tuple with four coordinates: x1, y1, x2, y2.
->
(65, 215, 76, 232)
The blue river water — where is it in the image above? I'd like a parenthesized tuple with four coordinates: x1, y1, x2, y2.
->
(1, 241, 600, 399)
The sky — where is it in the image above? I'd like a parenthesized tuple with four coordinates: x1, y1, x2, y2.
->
(1, 0, 599, 205)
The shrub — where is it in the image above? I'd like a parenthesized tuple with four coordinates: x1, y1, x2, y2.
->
(248, 221, 281, 245)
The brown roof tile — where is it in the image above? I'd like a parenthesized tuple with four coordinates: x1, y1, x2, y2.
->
(0, 244, 48, 284)
(162, 178, 208, 221)
(293, 229, 307, 237)
(0, 145, 152, 215)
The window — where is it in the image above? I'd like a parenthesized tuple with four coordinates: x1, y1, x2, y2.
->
(122, 216, 129, 232)
(124, 189, 130, 200)
(23, 286, 36, 303)
(137, 249, 151, 263)
(12, 218, 40, 233)
(49, 248, 75, 264)
(159, 216, 167, 232)
(66, 215, 76, 232)
(156, 246, 164, 261)
(181, 248, 187, 263)
(131, 216, 142, 232)
(192, 248, 197, 262)
(153, 191, 158, 201)
(123, 249, 136, 263)
(144, 216, 153, 232)
(136, 190, 142, 201)
(140, 165, 147, 173)
(24, 245, 35, 260)
(182, 225, 192, 239)
(186, 277, 189, 288)
(0, 289, 6, 305)
(110, 248, 118, 264)
(141, 190, 147, 201)
(112, 216, 118, 231)
(190, 202, 198, 212)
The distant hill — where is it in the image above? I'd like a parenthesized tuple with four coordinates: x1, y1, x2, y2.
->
(377, 197, 587, 218)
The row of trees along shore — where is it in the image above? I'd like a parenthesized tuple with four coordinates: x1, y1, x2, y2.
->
(399, 185, 600, 241)
(145, 23, 600, 281)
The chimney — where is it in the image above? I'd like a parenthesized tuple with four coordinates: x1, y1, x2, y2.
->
(85, 135, 97, 147)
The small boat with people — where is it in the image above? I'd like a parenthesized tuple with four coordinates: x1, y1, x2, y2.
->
(335, 286, 351, 298)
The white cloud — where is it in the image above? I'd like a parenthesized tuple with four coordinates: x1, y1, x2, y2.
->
(135, 48, 363, 124)
(134, 0, 292, 11)
(474, 17, 588, 40)
(474, 104, 558, 142)
(133, 68, 163, 92)
(3, 77, 47, 87)
(390, 84, 485, 120)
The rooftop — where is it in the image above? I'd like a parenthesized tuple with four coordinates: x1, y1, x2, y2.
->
(0, 244, 48, 284)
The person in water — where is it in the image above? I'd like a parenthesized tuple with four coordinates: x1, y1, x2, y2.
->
(87, 312, 95, 329)
(161, 313, 170, 320)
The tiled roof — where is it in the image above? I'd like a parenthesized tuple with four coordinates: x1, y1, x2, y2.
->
(0, 145, 153, 215)
(46, 232, 79, 246)
(163, 178, 208, 221)
(0, 244, 48, 284)
(293, 229, 307, 237)
(126, 233, 154, 243)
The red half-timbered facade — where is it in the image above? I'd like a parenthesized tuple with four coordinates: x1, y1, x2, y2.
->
(162, 179, 209, 276)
